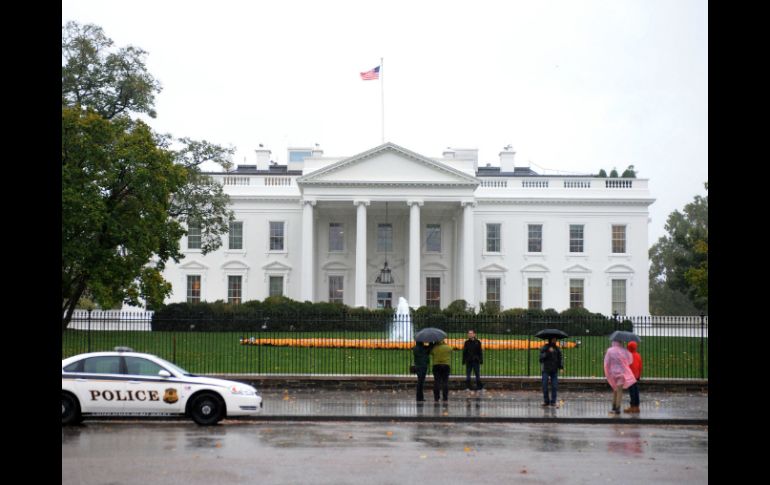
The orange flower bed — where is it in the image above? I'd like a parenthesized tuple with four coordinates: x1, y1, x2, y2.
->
(239, 337, 578, 351)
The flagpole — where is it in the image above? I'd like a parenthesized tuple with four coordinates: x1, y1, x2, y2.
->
(380, 57, 384, 144)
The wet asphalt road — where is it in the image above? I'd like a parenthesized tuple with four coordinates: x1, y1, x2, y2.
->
(62, 421, 707, 484)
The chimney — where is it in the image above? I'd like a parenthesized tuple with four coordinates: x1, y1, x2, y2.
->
(312, 143, 323, 158)
(499, 146, 516, 173)
(255, 144, 271, 170)
(442, 147, 455, 159)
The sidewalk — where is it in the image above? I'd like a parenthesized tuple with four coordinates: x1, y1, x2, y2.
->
(247, 388, 708, 425)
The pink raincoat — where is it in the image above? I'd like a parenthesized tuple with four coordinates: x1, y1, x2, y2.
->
(603, 341, 637, 390)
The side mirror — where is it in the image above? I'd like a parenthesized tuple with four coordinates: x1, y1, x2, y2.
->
(158, 370, 172, 378)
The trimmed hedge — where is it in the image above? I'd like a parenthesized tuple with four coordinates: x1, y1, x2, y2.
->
(152, 298, 632, 335)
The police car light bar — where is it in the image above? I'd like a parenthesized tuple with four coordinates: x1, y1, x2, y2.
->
(114, 347, 134, 352)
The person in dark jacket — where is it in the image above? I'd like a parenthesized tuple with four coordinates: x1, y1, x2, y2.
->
(413, 342, 432, 402)
(462, 330, 484, 391)
(539, 337, 563, 406)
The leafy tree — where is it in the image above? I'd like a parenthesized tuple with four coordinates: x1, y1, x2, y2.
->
(597, 169, 608, 178)
(649, 183, 708, 314)
(62, 22, 234, 330)
(609, 168, 619, 178)
(621, 165, 636, 178)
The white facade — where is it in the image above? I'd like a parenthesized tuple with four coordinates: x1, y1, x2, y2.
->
(164, 142, 654, 315)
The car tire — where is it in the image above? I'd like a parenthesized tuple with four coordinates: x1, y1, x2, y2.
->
(189, 393, 224, 425)
(62, 392, 82, 426)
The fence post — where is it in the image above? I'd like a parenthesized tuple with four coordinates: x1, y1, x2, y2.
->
(87, 309, 92, 353)
(700, 313, 705, 379)
(173, 334, 177, 364)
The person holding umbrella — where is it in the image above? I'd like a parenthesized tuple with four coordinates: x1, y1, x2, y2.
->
(537, 331, 565, 407)
(604, 332, 638, 415)
(412, 341, 432, 402)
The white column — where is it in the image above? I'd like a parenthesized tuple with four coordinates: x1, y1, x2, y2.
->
(462, 201, 477, 308)
(354, 200, 369, 307)
(301, 200, 315, 302)
(408, 200, 423, 308)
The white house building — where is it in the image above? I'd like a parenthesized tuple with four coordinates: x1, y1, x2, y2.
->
(164, 142, 654, 315)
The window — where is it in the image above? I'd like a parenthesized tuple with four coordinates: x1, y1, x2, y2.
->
(377, 291, 393, 309)
(329, 276, 344, 304)
(270, 221, 285, 251)
(125, 357, 166, 376)
(528, 278, 543, 310)
(187, 224, 201, 250)
(377, 223, 393, 252)
(329, 223, 344, 252)
(612, 279, 627, 315)
(612, 225, 626, 253)
(486, 278, 501, 310)
(229, 221, 243, 250)
(289, 150, 312, 162)
(83, 356, 121, 374)
(486, 223, 501, 252)
(228, 275, 242, 304)
(528, 224, 543, 252)
(426, 277, 441, 308)
(569, 225, 584, 253)
(426, 224, 441, 252)
(269, 276, 283, 297)
(187, 275, 201, 303)
(569, 279, 584, 309)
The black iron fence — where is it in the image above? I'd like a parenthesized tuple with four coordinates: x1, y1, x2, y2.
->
(62, 311, 708, 379)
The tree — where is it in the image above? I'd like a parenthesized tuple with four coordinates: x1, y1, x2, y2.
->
(621, 165, 637, 178)
(597, 169, 608, 178)
(609, 168, 619, 178)
(62, 22, 234, 330)
(649, 183, 708, 314)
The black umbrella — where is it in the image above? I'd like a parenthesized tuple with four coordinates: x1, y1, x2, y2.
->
(608, 330, 641, 344)
(414, 327, 447, 343)
(535, 329, 568, 340)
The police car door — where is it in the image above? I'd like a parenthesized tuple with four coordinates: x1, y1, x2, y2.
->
(74, 356, 127, 414)
(123, 356, 184, 414)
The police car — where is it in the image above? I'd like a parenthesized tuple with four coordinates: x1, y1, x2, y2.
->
(62, 347, 262, 425)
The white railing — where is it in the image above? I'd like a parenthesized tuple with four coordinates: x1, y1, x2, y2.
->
(67, 310, 154, 331)
(522, 180, 549, 188)
(264, 177, 292, 186)
(564, 180, 592, 188)
(481, 180, 508, 188)
(223, 176, 250, 186)
(605, 180, 633, 188)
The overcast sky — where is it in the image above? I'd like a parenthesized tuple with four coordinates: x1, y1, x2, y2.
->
(62, 0, 707, 246)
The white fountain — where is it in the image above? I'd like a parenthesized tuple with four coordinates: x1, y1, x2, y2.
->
(389, 297, 414, 341)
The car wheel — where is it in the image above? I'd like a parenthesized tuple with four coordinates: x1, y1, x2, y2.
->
(62, 392, 82, 426)
(190, 393, 223, 425)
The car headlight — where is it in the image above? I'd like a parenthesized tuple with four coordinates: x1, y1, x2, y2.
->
(230, 386, 257, 396)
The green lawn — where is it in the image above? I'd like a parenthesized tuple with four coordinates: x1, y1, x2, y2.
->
(62, 331, 708, 378)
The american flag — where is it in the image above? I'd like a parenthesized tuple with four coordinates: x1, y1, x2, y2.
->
(360, 66, 380, 80)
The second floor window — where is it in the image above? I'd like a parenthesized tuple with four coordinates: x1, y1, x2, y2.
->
(528, 224, 542, 252)
(229, 221, 243, 250)
(612, 225, 626, 253)
(426, 224, 441, 252)
(187, 224, 201, 250)
(329, 223, 344, 252)
(486, 223, 501, 252)
(569, 224, 584, 253)
(377, 223, 393, 252)
(270, 221, 285, 251)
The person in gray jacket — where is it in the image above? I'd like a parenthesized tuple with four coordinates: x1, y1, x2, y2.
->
(539, 337, 563, 406)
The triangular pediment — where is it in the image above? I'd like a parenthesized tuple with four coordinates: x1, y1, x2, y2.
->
(564, 264, 592, 274)
(262, 261, 293, 271)
(179, 260, 209, 270)
(297, 142, 479, 187)
(479, 263, 508, 273)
